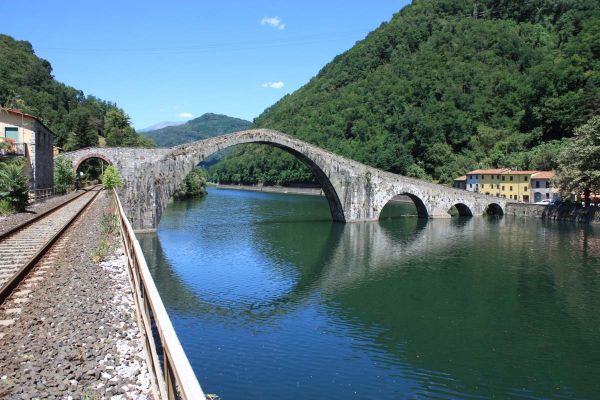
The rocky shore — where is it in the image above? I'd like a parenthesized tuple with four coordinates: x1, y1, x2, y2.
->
(0, 192, 154, 399)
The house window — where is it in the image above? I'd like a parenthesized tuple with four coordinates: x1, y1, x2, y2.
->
(510, 186, 513, 191)
(524, 176, 528, 181)
(4, 127, 19, 142)
(491, 175, 494, 180)
(502, 176, 505, 181)
(524, 186, 528, 191)
(481, 184, 485, 189)
(545, 181, 550, 188)
(546, 193, 550, 199)
(502, 186, 505, 190)
(536, 181, 540, 188)
(497, 184, 500, 189)
(469, 184, 472, 188)
(497, 175, 500, 179)
(510, 176, 513, 181)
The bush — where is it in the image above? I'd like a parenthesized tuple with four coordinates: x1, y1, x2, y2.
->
(54, 157, 75, 194)
(0, 198, 15, 216)
(0, 159, 30, 212)
(99, 213, 119, 234)
(100, 165, 123, 190)
(173, 168, 208, 200)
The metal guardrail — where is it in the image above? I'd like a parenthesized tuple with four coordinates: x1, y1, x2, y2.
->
(113, 190, 207, 400)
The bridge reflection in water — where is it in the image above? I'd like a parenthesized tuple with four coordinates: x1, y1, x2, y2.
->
(139, 188, 600, 400)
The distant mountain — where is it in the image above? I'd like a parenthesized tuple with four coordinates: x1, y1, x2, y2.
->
(138, 121, 185, 132)
(140, 113, 251, 147)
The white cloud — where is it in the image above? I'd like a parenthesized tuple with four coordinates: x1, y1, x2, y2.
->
(261, 16, 285, 30)
(177, 112, 194, 118)
(262, 81, 284, 89)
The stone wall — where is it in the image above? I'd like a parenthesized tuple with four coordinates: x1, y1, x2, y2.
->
(505, 202, 600, 223)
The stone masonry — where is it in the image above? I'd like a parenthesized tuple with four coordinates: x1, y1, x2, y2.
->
(59, 129, 508, 231)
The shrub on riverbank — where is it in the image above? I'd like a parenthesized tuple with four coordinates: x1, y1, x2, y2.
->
(174, 168, 208, 200)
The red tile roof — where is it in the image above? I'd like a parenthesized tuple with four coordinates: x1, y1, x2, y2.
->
(531, 171, 555, 179)
(454, 175, 467, 181)
(467, 168, 511, 175)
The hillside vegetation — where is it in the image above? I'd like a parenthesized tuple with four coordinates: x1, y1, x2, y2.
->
(210, 0, 600, 185)
(0, 34, 152, 150)
(140, 113, 251, 147)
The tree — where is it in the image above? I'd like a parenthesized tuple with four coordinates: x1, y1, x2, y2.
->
(554, 116, 600, 206)
(0, 159, 30, 212)
(100, 165, 123, 190)
(105, 108, 135, 146)
(53, 157, 75, 194)
(174, 168, 208, 200)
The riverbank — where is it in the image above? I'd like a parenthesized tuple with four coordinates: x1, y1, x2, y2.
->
(211, 183, 413, 203)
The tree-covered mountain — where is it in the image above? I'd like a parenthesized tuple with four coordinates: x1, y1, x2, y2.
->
(140, 113, 251, 147)
(0, 34, 153, 150)
(210, 0, 600, 185)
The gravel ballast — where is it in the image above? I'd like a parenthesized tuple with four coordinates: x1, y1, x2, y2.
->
(0, 191, 155, 399)
(0, 190, 85, 236)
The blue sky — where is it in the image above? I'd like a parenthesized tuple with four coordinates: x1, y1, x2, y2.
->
(1, 0, 409, 129)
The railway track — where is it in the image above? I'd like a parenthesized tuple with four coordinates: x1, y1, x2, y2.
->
(0, 186, 101, 303)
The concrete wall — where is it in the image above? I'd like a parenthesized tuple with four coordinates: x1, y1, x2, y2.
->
(505, 202, 600, 223)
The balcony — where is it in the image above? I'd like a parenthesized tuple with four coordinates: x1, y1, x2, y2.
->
(0, 138, 26, 156)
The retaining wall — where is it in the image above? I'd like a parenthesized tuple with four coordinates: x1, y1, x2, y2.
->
(505, 202, 600, 224)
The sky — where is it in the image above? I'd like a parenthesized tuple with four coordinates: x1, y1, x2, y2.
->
(0, 0, 410, 130)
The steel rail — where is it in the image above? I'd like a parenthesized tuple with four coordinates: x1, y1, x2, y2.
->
(0, 188, 102, 304)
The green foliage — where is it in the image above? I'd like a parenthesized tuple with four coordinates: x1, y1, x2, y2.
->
(53, 157, 75, 194)
(100, 165, 123, 190)
(212, 0, 600, 184)
(0, 198, 14, 216)
(91, 238, 111, 263)
(174, 168, 208, 200)
(554, 115, 600, 205)
(99, 213, 119, 235)
(0, 34, 154, 150)
(0, 159, 30, 212)
(140, 113, 251, 147)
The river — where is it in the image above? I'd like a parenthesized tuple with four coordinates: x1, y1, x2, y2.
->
(138, 187, 600, 399)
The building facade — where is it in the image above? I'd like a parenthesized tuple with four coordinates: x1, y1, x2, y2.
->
(458, 169, 558, 203)
(453, 175, 466, 190)
(0, 108, 54, 190)
(530, 171, 558, 202)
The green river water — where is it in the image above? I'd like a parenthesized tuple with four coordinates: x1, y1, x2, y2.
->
(139, 187, 600, 399)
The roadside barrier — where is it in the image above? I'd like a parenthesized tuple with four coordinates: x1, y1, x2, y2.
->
(114, 190, 206, 400)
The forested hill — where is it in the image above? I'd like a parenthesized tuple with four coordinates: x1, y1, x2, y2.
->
(0, 34, 152, 150)
(210, 0, 600, 185)
(140, 113, 251, 147)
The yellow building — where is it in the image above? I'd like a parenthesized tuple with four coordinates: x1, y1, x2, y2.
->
(499, 171, 537, 202)
(464, 169, 551, 202)
(477, 169, 511, 197)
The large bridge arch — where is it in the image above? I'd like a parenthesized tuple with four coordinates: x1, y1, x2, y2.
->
(154, 130, 348, 226)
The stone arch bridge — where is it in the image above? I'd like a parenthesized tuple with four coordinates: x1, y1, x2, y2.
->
(59, 129, 507, 231)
